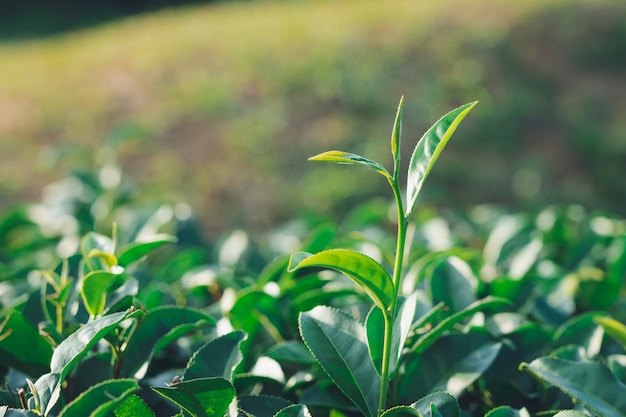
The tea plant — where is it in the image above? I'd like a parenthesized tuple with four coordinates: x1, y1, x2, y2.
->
(2, 98, 626, 417)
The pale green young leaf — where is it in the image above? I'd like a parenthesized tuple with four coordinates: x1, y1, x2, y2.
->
(406, 101, 477, 218)
(520, 357, 626, 417)
(595, 316, 626, 350)
(309, 151, 391, 179)
(81, 271, 123, 316)
(288, 249, 394, 311)
(117, 234, 177, 267)
(299, 306, 380, 417)
(391, 96, 404, 176)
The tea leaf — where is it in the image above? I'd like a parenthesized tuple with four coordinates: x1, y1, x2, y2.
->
(595, 316, 626, 351)
(521, 357, 626, 417)
(380, 406, 422, 417)
(120, 306, 216, 378)
(114, 395, 156, 417)
(58, 379, 138, 417)
(274, 404, 313, 417)
(300, 306, 380, 417)
(81, 271, 123, 316)
(391, 96, 404, 175)
(289, 249, 394, 311)
(406, 101, 477, 218)
(367, 293, 418, 376)
(309, 151, 391, 179)
(413, 392, 459, 417)
(0, 310, 53, 376)
(117, 234, 177, 267)
(183, 330, 246, 382)
(153, 377, 234, 417)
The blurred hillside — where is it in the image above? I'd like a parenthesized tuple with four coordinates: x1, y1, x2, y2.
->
(0, 0, 625, 234)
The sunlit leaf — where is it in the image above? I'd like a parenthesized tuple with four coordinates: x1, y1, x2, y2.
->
(289, 249, 394, 311)
(184, 330, 246, 382)
(309, 151, 391, 179)
(114, 395, 155, 417)
(391, 96, 404, 175)
(57, 379, 138, 417)
(406, 101, 477, 218)
(595, 316, 626, 351)
(81, 270, 123, 316)
(117, 234, 177, 267)
(153, 377, 234, 417)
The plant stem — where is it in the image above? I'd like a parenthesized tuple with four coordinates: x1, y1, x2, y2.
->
(377, 178, 409, 416)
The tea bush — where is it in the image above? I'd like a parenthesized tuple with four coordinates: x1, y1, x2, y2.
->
(1, 99, 626, 417)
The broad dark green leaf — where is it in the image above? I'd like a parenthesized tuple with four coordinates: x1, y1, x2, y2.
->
(400, 332, 501, 403)
(117, 234, 177, 267)
(521, 356, 626, 417)
(413, 392, 459, 417)
(595, 316, 626, 350)
(300, 306, 380, 417)
(484, 407, 529, 417)
(554, 312, 606, 357)
(114, 395, 156, 417)
(153, 377, 234, 417)
(238, 395, 291, 417)
(405, 101, 477, 218)
(58, 379, 138, 417)
(608, 355, 626, 385)
(429, 256, 478, 314)
(413, 296, 508, 353)
(266, 341, 316, 365)
(183, 330, 246, 382)
(0, 310, 52, 376)
(380, 406, 422, 417)
(120, 306, 216, 378)
(289, 250, 394, 311)
(391, 96, 404, 174)
(366, 293, 417, 376)
(308, 151, 391, 179)
(274, 404, 313, 417)
(81, 271, 122, 316)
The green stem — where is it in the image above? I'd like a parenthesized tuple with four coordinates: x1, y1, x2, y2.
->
(378, 178, 409, 416)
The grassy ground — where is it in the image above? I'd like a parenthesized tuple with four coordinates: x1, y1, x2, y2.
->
(1, 0, 625, 234)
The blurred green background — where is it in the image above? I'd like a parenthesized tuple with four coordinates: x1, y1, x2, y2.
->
(1, 0, 625, 235)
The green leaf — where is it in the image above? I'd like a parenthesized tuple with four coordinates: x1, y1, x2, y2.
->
(266, 341, 316, 365)
(184, 330, 246, 382)
(33, 372, 60, 416)
(81, 271, 123, 316)
(367, 293, 417, 376)
(0, 408, 41, 416)
(81, 232, 116, 270)
(413, 392, 459, 417)
(153, 377, 234, 417)
(238, 395, 291, 417)
(429, 256, 478, 314)
(400, 332, 501, 402)
(274, 404, 313, 417)
(380, 406, 422, 417)
(413, 296, 509, 353)
(484, 407, 530, 417)
(521, 356, 626, 417)
(0, 310, 53, 376)
(299, 306, 380, 417)
(51, 310, 139, 377)
(405, 101, 477, 218)
(114, 395, 156, 417)
(595, 316, 626, 350)
(120, 306, 216, 378)
(117, 234, 178, 267)
(43, 309, 141, 416)
(552, 412, 591, 417)
(308, 151, 391, 179)
(58, 379, 138, 417)
(391, 96, 404, 175)
(289, 250, 394, 311)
